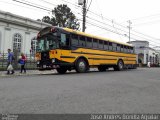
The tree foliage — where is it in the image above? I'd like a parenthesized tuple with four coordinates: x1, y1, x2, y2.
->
(42, 4, 80, 30)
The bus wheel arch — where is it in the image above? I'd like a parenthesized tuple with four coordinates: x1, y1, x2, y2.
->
(75, 56, 89, 73)
(114, 59, 124, 71)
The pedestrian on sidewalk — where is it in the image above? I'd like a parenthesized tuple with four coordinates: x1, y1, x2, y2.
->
(7, 49, 15, 74)
(18, 53, 26, 73)
(147, 61, 151, 68)
(0, 52, 2, 58)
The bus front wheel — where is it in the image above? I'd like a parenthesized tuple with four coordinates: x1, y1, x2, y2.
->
(56, 67, 67, 74)
(75, 58, 88, 73)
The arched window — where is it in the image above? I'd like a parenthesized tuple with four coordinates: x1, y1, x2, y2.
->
(13, 33, 22, 53)
(31, 37, 37, 54)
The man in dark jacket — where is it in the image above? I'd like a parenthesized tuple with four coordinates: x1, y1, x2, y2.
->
(7, 49, 15, 74)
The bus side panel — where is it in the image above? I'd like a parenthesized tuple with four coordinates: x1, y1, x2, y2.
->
(50, 48, 137, 67)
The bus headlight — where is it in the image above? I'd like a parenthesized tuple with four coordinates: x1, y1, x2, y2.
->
(52, 58, 55, 63)
(37, 61, 40, 64)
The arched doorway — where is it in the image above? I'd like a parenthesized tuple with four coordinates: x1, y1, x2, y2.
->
(138, 53, 144, 64)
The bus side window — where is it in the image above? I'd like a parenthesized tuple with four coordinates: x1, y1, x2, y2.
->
(128, 46, 131, 53)
(133, 47, 135, 53)
(109, 42, 112, 51)
(71, 34, 78, 46)
(112, 43, 117, 51)
(104, 41, 108, 50)
(60, 33, 70, 49)
(117, 44, 120, 52)
(79, 36, 85, 47)
(86, 37, 92, 48)
(126, 46, 129, 53)
(124, 46, 127, 53)
(121, 45, 124, 52)
(99, 40, 104, 49)
(93, 39, 98, 48)
(60, 33, 67, 46)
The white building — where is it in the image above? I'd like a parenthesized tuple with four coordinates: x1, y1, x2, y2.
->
(130, 41, 159, 65)
(0, 10, 51, 54)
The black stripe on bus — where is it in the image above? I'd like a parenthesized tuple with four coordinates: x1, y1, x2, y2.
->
(123, 60, 136, 62)
(71, 51, 136, 58)
(60, 56, 76, 58)
(88, 58, 117, 60)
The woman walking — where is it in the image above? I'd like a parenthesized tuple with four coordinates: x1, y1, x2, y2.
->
(19, 53, 26, 73)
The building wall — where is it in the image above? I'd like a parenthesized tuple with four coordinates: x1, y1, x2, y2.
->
(0, 10, 51, 54)
(131, 41, 149, 64)
(130, 41, 160, 65)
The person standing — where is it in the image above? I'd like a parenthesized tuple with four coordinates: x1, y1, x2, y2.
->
(0, 53, 2, 61)
(19, 53, 26, 73)
(0, 52, 2, 58)
(7, 49, 15, 74)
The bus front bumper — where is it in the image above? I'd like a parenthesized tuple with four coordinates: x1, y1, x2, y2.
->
(37, 59, 74, 70)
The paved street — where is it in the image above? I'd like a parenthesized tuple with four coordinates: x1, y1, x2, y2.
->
(0, 68, 160, 113)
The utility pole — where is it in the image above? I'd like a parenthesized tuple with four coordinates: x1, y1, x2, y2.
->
(82, 0, 86, 32)
(127, 20, 132, 43)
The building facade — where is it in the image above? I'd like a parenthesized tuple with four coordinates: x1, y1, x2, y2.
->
(0, 10, 51, 54)
(130, 41, 159, 65)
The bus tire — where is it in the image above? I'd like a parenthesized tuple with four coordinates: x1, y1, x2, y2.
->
(56, 67, 67, 74)
(75, 58, 88, 73)
(114, 60, 124, 71)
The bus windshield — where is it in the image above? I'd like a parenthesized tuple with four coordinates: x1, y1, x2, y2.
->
(37, 34, 59, 52)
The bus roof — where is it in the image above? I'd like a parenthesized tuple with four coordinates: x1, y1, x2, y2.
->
(63, 28, 133, 47)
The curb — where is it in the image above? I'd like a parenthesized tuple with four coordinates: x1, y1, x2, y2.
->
(0, 70, 56, 77)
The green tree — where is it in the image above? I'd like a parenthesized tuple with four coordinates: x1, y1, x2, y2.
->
(42, 4, 80, 30)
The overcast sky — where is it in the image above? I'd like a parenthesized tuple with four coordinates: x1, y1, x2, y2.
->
(0, 0, 160, 48)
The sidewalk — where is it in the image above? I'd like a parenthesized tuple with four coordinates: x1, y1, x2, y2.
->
(0, 70, 56, 77)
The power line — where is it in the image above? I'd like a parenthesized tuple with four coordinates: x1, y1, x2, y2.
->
(45, 0, 160, 43)
(85, 17, 160, 45)
(60, 0, 160, 40)
(131, 13, 160, 21)
(86, 16, 155, 44)
(12, 0, 160, 46)
(86, 0, 92, 14)
(38, 0, 57, 7)
(87, 17, 160, 45)
(133, 19, 160, 26)
(0, 0, 50, 14)
(12, 0, 52, 12)
(81, 19, 159, 48)
(85, 20, 158, 47)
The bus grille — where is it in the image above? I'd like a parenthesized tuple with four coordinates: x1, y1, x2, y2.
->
(41, 52, 49, 61)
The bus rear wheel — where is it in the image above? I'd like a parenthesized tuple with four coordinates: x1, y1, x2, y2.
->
(75, 58, 88, 73)
(56, 67, 67, 74)
(114, 60, 124, 71)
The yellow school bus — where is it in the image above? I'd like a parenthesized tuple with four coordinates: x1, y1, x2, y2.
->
(36, 26, 137, 74)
